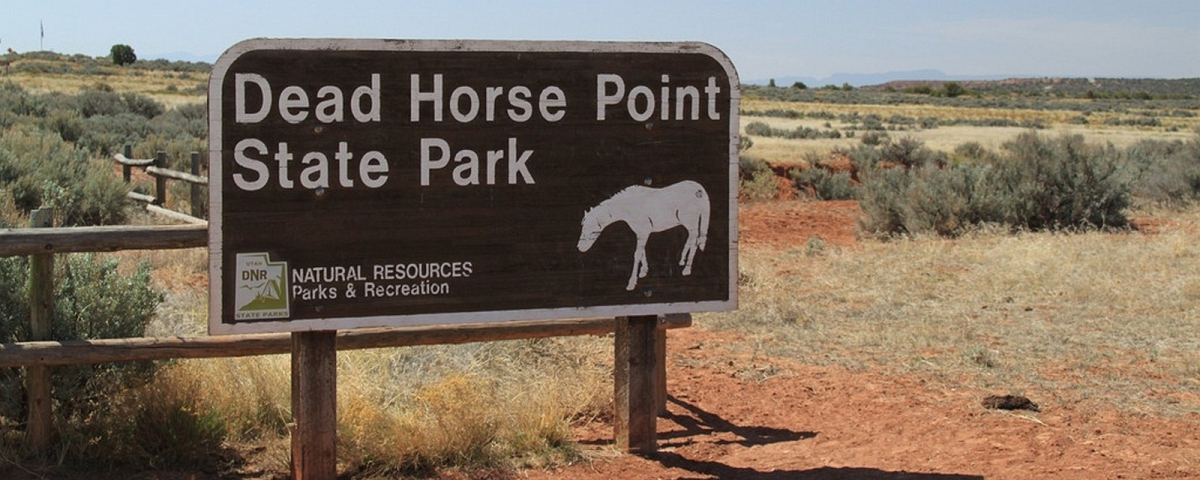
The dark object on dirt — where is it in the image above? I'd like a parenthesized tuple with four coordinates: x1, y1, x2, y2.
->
(982, 394, 1040, 412)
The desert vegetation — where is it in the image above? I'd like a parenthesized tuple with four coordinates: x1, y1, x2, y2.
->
(739, 82, 1200, 238)
(1, 50, 1199, 478)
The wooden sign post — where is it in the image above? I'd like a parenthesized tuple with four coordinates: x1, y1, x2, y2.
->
(291, 331, 337, 479)
(615, 315, 659, 453)
(208, 39, 739, 472)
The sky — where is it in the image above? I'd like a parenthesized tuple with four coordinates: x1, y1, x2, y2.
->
(2, 0, 1199, 84)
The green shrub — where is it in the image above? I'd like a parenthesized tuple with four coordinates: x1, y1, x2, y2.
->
(933, 82, 969, 98)
(39, 108, 85, 142)
(739, 155, 770, 180)
(840, 144, 882, 171)
(0, 82, 49, 117)
(860, 131, 888, 146)
(76, 87, 125, 118)
(995, 132, 1130, 230)
(859, 163, 998, 237)
(75, 88, 163, 120)
(744, 120, 840, 140)
(745, 121, 772, 137)
(738, 135, 754, 156)
(0, 128, 129, 226)
(174, 102, 206, 121)
(858, 133, 1132, 237)
(857, 167, 911, 235)
(739, 157, 780, 202)
(860, 114, 885, 130)
(1103, 116, 1161, 127)
(952, 141, 988, 162)
(1125, 135, 1200, 205)
(905, 85, 933, 95)
(122, 92, 165, 119)
(78, 113, 154, 155)
(892, 166, 969, 235)
(0, 253, 164, 456)
(791, 167, 857, 200)
(880, 136, 947, 168)
(739, 170, 777, 200)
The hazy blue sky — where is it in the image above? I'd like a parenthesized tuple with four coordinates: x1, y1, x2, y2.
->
(3, 0, 1198, 82)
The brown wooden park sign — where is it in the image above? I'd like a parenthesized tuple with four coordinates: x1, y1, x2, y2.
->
(209, 39, 739, 334)
(210, 38, 739, 479)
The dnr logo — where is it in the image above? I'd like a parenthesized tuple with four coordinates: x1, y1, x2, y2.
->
(234, 253, 290, 320)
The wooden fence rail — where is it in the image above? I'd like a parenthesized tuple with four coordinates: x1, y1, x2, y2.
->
(0, 224, 206, 256)
(0, 219, 678, 463)
(0, 315, 688, 368)
(114, 145, 208, 222)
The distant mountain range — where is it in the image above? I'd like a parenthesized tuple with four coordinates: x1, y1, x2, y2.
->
(746, 70, 1022, 88)
(147, 51, 218, 64)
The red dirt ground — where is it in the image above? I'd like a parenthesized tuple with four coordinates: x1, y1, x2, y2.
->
(738, 200, 861, 249)
(520, 201, 1200, 480)
(526, 326, 1200, 480)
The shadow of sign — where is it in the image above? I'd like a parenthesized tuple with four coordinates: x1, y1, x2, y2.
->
(659, 394, 814, 447)
(653, 455, 987, 480)
(650, 395, 984, 480)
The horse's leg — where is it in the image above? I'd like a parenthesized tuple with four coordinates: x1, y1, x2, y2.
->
(636, 235, 649, 279)
(681, 238, 696, 276)
(627, 235, 648, 291)
(680, 223, 697, 268)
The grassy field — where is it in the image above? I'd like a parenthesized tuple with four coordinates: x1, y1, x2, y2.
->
(3, 56, 206, 109)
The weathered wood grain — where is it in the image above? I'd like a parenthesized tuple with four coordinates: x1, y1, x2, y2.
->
(614, 315, 659, 453)
(146, 165, 208, 185)
(291, 331, 337, 480)
(26, 209, 54, 451)
(0, 224, 207, 256)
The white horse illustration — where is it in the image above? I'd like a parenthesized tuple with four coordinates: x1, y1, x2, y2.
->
(577, 180, 711, 291)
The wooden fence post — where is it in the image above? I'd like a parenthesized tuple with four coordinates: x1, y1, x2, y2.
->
(614, 315, 658, 454)
(189, 152, 203, 219)
(291, 331, 338, 480)
(26, 208, 54, 452)
(122, 145, 132, 184)
(153, 151, 167, 207)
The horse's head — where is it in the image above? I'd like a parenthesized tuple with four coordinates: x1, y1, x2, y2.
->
(577, 207, 604, 252)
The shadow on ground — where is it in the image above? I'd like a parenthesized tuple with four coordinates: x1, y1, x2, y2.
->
(648, 395, 984, 480)
(659, 394, 816, 447)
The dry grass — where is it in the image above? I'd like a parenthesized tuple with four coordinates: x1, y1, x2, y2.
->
(135, 276, 611, 475)
(141, 339, 612, 475)
(5, 70, 205, 110)
(335, 339, 610, 474)
(705, 206, 1200, 416)
(92, 238, 613, 475)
